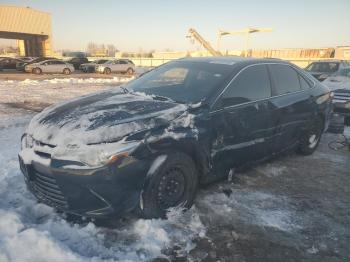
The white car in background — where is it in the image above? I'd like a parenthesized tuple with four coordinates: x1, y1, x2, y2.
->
(95, 59, 135, 75)
(323, 67, 350, 120)
(323, 67, 350, 91)
(25, 60, 75, 75)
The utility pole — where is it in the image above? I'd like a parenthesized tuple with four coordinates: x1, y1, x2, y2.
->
(217, 27, 273, 57)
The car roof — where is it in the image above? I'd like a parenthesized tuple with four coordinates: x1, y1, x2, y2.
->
(178, 56, 287, 66)
(41, 59, 63, 63)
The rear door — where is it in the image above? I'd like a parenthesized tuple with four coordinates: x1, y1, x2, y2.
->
(210, 64, 274, 174)
(41, 61, 54, 73)
(267, 64, 314, 152)
(52, 60, 66, 73)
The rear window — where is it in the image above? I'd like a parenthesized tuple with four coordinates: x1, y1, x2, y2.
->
(269, 64, 301, 95)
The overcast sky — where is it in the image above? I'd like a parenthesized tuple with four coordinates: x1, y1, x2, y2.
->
(1, 0, 350, 52)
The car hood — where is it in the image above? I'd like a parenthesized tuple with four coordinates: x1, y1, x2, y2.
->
(323, 76, 350, 91)
(26, 89, 188, 146)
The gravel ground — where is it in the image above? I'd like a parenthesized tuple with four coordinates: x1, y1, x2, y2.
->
(0, 77, 349, 261)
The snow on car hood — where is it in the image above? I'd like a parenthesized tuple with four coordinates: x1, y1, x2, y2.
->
(26, 89, 187, 146)
(323, 76, 350, 91)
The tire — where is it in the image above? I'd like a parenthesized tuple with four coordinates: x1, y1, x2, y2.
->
(63, 68, 71, 75)
(32, 68, 42, 74)
(126, 68, 134, 75)
(104, 68, 111, 74)
(140, 152, 198, 219)
(297, 117, 323, 155)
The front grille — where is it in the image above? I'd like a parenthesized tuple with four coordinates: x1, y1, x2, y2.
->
(333, 89, 350, 103)
(30, 170, 68, 209)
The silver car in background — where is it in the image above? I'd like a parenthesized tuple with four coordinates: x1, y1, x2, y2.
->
(96, 59, 135, 75)
(25, 60, 75, 75)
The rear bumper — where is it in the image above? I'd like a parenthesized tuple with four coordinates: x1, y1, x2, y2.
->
(18, 154, 149, 218)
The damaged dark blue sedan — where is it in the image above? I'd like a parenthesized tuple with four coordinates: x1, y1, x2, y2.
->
(19, 57, 333, 218)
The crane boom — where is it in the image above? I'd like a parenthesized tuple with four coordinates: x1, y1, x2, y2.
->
(187, 28, 222, 56)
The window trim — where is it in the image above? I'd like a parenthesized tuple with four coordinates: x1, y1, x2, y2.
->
(210, 62, 316, 113)
(213, 64, 272, 110)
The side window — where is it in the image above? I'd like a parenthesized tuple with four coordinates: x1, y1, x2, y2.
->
(219, 65, 271, 107)
(119, 60, 127, 64)
(299, 74, 311, 89)
(269, 64, 301, 95)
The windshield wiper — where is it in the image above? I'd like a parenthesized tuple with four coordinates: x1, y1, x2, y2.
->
(151, 95, 175, 102)
(120, 86, 129, 94)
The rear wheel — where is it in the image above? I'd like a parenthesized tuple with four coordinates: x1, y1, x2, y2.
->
(104, 68, 111, 74)
(140, 152, 198, 218)
(32, 68, 42, 74)
(63, 68, 71, 75)
(297, 117, 323, 155)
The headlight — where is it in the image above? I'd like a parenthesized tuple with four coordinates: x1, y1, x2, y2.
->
(21, 134, 34, 149)
(52, 140, 140, 168)
(21, 134, 27, 149)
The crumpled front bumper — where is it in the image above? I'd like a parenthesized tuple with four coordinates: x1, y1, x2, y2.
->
(18, 153, 149, 218)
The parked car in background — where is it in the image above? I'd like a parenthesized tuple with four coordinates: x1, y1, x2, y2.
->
(19, 57, 35, 61)
(19, 57, 332, 219)
(66, 57, 89, 70)
(80, 59, 109, 73)
(305, 60, 350, 82)
(323, 67, 350, 120)
(0, 57, 25, 70)
(96, 59, 135, 75)
(16, 57, 57, 71)
(25, 59, 75, 74)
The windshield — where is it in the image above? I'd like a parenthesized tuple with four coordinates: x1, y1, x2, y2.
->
(333, 68, 350, 77)
(306, 62, 339, 73)
(97, 60, 107, 64)
(125, 61, 234, 103)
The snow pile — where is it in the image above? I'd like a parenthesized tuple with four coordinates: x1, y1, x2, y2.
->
(0, 116, 206, 261)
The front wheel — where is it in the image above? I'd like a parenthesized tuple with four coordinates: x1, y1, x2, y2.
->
(297, 117, 323, 155)
(63, 68, 71, 75)
(104, 68, 111, 74)
(126, 68, 134, 75)
(140, 152, 198, 218)
(32, 68, 42, 74)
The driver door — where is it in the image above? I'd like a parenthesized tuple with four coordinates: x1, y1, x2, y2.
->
(210, 64, 275, 176)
